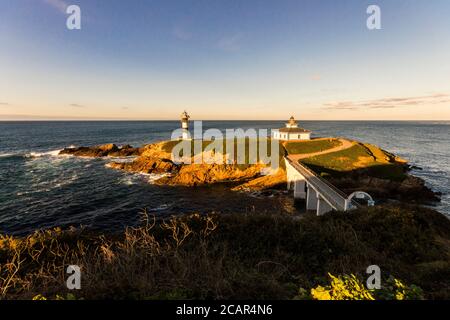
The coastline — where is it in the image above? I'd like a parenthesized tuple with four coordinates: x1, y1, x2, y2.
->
(1, 120, 448, 235)
(1, 126, 448, 300)
(59, 138, 442, 208)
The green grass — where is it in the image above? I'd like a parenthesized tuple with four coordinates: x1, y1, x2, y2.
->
(160, 139, 212, 154)
(300, 143, 407, 180)
(302, 144, 369, 169)
(161, 138, 285, 168)
(284, 138, 342, 155)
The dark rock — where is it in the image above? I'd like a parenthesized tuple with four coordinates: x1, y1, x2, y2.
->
(59, 144, 142, 157)
(329, 174, 441, 205)
(109, 156, 179, 174)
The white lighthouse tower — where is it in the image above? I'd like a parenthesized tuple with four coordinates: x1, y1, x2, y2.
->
(180, 110, 190, 140)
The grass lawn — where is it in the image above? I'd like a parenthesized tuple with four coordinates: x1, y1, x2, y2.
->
(161, 138, 285, 167)
(159, 138, 407, 180)
(284, 138, 342, 155)
(300, 143, 407, 180)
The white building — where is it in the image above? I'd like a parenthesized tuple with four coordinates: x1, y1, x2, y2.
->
(272, 116, 311, 141)
(180, 110, 190, 140)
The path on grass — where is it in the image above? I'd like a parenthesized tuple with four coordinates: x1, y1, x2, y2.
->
(287, 138, 354, 161)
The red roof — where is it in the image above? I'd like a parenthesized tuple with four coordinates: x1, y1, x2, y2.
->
(277, 127, 311, 133)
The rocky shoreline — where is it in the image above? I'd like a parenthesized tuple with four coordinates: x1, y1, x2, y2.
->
(328, 174, 441, 205)
(59, 141, 441, 206)
(60, 143, 142, 157)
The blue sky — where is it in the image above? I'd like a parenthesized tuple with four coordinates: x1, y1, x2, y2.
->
(1, 0, 450, 120)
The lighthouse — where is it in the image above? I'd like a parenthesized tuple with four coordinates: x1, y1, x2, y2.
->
(286, 116, 298, 128)
(180, 110, 190, 140)
(272, 115, 311, 141)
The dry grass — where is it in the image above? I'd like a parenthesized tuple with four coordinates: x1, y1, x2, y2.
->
(1, 205, 450, 300)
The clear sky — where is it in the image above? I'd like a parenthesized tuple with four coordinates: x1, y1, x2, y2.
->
(1, 0, 450, 120)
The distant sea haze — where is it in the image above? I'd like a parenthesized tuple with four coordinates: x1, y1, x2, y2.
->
(0, 121, 449, 235)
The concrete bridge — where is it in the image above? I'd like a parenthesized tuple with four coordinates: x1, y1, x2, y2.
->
(284, 156, 370, 215)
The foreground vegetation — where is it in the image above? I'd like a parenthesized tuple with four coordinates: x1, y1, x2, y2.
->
(1, 205, 449, 300)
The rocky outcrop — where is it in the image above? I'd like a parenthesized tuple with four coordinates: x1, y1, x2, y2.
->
(156, 163, 267, 187)
(106, 141, 279, 188)
(106, 141, 180, 174)
(59, 144, 142, 157)
(109, 156, 179, 174)
(232, 169, 287, 191)
(58, 140, 442, 204)
(329, 174, 441, 204)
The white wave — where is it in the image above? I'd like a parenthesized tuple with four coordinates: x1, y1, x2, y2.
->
(121, 177, 135, 185)
(0, 153, 15, 158)
(149, 204, 171, 212)
(141, 172, 170, 183)
(27, 149, 62, 158)
(53, 174, 78, 188)
(119, 172, 169, 186)
(106, 156, 137, 163)
(17, 174, 79, 195)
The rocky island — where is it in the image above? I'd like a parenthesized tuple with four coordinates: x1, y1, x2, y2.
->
(59, 137, 440, 206)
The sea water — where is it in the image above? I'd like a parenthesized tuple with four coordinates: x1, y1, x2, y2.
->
(0, 121, 448, 235)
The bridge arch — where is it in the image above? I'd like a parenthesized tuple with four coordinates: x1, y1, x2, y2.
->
(347, 191, 374, 208)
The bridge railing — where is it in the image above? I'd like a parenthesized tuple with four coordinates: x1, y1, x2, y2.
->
(297, 162, 361, 209)
(285, 156, 361, 211)
(285, 157, 347, 210)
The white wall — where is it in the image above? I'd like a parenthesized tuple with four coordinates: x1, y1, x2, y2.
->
(273, 130, 311, 140)
(288, 133, 311, 140)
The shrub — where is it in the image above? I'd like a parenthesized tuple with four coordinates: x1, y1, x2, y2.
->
(1, 205, 449, 300)
(310, 274, 375, 300)
(301, 273, 424, 300)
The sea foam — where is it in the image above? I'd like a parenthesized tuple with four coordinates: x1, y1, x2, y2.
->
(0, 153, 15, 158)
(28, 149, 62, 157)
